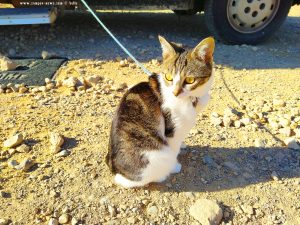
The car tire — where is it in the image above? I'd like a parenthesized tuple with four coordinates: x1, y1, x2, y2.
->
(173, 9, 198, 16)
(204, 0, 293, 44)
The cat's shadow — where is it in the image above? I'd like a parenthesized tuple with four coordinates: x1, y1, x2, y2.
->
(147, 145, 300, 192)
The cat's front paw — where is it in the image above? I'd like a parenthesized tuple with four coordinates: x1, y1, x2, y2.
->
(171, 162, 182, 174)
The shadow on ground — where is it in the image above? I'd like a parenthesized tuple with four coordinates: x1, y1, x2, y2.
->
(149, 146, 300, 192)
(0, 12, 299, 69)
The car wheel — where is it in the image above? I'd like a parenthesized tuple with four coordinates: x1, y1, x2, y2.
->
(204, 0, 293, 44)
(173, 9, 198, 16)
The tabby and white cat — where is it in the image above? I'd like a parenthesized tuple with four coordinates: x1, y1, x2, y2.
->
(106, 36, 215, 188)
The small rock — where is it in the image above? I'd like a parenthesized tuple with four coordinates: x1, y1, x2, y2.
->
(0, 219, 9, 225)
(15, 158, 35, 171)
(7, 160, 18, 169)
(127, 217, 137, 224)
(279, 118, 290, 127)
(48, 218, 58, 225)
(223, 117, 232, 127)
(240, 117, 252, 126)
(189, 199, 223, 225)
(269, 121, 280, 130)
(18, 86, 28, 93)
(71, 217, 78, 225)
(108, 205, 116, 217)
(16, 144, 30, 153)
(279, 127, 292, 137)
(234, 120, 241, 128)
(271, 171, 280, 181)
(254, 138, 266, 148)
(147, 205, 158, 216)
(58, 214, 70, 224)
(49, 132, 64, 153)
(211, 116, 223, 126)
(119, 60, 128, 67)
(190, 128, 199, 135)
(58, 150, 70, 157)
(84, 75, 102, 87)
(284, 138, 300, 150)
(42, 51, 55, 59)
(63, 77, 79, 88)
(3, 133, 24, 148)
(273, 99, 286, 107)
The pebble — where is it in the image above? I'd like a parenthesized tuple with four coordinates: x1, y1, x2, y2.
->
(3, 133, 24, 148)
(48, 218, 58, 225)
(49, 132, 64, 153)
(284, 138, 300, 150)
(7, 160, 18, 169)
(279, 127, 292, 137)
(108, 205, 116, 217)
(271, 171, 280, 181)
(147, 205, 158, 216)
(127, 217, 137, 224)
(211, 116, 223, 126)
(16, 144, 30, 153)
(189, 199, 223, 225)
(58, 150, 70, 157)
(71, 217, 78, 225)
(240, 118, 252, 126)
(0, 219, 9, 225)
(84, 75, 102, 87)
(42, 51, 55, 59)
(223, 117, 232, 127)
(119, 60, 128, 67)
(254, 138, 266, 148)
(58, 214, 70, 224)
(63, 77, 79, 88)
(15, 158, 35, 171)
(18, 86, 28, 93)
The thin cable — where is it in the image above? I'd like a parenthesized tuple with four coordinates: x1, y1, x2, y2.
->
(80, 0, 152, 76)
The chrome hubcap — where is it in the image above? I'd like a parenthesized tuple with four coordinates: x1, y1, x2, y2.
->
(227, 0, 280, 33)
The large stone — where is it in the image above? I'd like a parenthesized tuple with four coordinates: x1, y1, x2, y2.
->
(50, 132, 64, 153)
(3, 133, 24, 148)
(0, 56, 17, 71)
(189, 199, 223, 225)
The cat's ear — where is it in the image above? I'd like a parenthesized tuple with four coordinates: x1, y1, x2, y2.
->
(158, 35, 176, 60)
(191, 37, 215, 64)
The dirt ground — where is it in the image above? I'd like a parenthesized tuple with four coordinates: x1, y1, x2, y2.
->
(0, 5, 300, 225)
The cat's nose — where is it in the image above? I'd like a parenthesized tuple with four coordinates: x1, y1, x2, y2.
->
(173, 88, 182, 97)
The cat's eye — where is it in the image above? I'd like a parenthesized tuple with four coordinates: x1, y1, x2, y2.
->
(185, 77, 195, 84)
(165, 73, 173, 81)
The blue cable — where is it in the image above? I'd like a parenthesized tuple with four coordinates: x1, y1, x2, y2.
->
(80, 0, 153, 76)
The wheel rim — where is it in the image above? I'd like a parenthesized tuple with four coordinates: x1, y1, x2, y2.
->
(227, 0, 280, 34)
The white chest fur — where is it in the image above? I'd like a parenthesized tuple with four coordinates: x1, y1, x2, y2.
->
(161, 88, 197, 154)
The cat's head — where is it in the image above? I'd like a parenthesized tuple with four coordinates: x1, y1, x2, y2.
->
(158, 36, 215, 98)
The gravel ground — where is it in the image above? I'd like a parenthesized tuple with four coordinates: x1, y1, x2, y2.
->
(0, 6, 300, 225)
